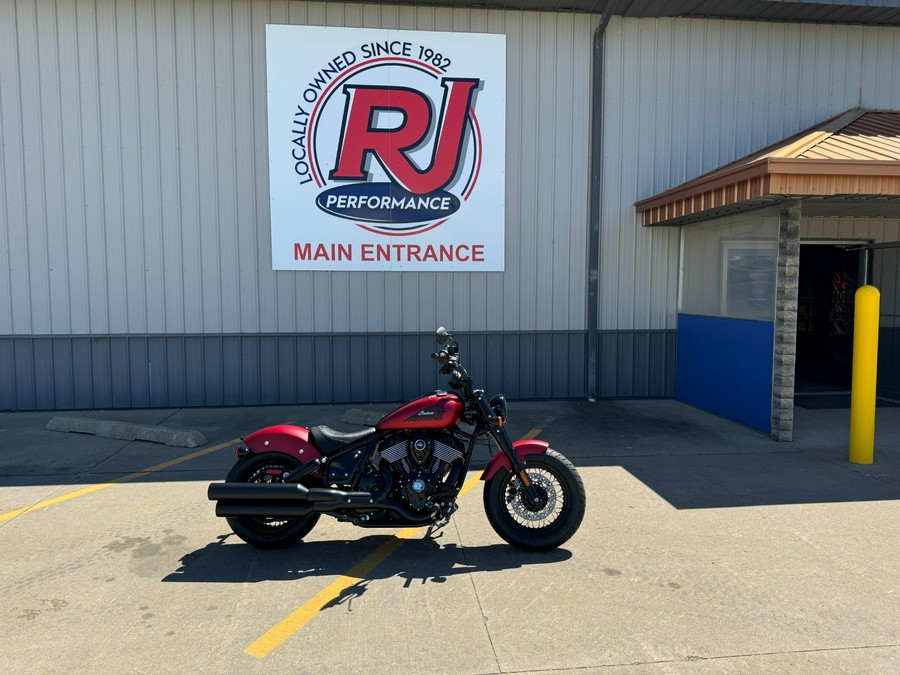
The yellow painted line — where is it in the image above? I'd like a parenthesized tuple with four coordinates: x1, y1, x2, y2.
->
(519, 416, 556, 441)
(245, 422, 554, 659)
(245, 526, 419, 659)
(458, 471, 484, 497)
(0, 438, 238, 523)
(245, 470, 485, 659)
(519, 425, 543, 440)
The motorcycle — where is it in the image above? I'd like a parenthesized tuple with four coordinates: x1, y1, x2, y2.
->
(207, 327, 586, 552)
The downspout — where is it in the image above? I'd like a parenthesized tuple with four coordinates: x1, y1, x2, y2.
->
(586, 1, 618, 401)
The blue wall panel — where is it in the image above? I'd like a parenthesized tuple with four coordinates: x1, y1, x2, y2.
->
(676, 314, 774, 433)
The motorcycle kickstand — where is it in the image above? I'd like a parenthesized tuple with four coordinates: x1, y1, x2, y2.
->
(424, 503, 458, 538)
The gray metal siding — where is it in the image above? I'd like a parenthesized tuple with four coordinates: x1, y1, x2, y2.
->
(0, 332, 685, 410)
(598, 330, 676, 398)
(0, 0, 603, 409)
(6, 5, 900, 409)
(601, 17, 900, 334)
(0, 0, 594, 339)
(0, 332, 588, 410)
(596, 16, 900, 397)
(0, 0, 598, 409)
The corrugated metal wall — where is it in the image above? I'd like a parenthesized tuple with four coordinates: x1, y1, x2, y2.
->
(802, 218, 900, 243)
(0, 0, 593, 336)
(597, 17, 900, 396)
(5, 4, 900, 410)
(0, 0, 594, 409)
(0, 332, 585, 409)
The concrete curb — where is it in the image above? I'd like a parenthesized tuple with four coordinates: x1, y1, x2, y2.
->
(45, 417, 207, 448)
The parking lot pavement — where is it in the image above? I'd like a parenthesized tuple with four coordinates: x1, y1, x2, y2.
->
(1, 399, 899, 673)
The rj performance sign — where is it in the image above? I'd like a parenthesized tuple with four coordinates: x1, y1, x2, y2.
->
(267, 25, 506, 271)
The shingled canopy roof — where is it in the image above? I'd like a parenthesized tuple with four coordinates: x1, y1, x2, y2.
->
(635, 109, 900, 226)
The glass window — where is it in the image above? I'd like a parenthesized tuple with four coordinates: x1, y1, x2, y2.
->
(680, 208, 779, 321)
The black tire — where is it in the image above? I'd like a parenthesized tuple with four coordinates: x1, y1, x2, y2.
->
(224, 453, 320, 549)
(483, 448, 586, 552)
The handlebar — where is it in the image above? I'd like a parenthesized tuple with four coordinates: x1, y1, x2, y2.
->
(432, 333, 469, 389)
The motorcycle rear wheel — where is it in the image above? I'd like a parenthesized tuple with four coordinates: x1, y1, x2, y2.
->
(224, 453, 320, 549)
(483, 448, 585, 552)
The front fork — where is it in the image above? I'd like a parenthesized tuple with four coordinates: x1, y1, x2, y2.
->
(471, 389, 545, 507)
(489, 425, 545, 506)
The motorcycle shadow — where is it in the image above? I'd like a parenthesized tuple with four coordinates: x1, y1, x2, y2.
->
(162, 532, 572, 590)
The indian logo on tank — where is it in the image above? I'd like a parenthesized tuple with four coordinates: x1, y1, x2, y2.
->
(304, 63, 482, 235)
(405, 404, 446, 423)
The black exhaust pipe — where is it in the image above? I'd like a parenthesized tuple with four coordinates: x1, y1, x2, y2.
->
(208, 473, 433, 523)
(208, 482, 374, 505)
(215, 502, 316, 518)
(209, 483, 309, 501)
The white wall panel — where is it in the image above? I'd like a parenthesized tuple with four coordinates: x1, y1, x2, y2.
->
(0, 0, 595, 337)
(601, 17, 900, 331)
(78, 0, 111, 335)
(802, 218, 900, 242)
(0, 0, 23, 334)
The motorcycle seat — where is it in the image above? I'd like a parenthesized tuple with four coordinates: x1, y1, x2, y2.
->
(308, 425, 377, 454)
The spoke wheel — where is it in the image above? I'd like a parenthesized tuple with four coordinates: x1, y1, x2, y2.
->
(224, 453, 320, 549)
(506, 468, 562, 527)
(483, 449, 585, 552)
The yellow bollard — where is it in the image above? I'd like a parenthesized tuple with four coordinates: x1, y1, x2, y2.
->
(849, 285, 880, 464)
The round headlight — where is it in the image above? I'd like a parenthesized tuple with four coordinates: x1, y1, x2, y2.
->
(489, 394, 508, 425)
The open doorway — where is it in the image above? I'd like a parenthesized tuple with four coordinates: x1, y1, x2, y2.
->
(796, 243, 862, 393)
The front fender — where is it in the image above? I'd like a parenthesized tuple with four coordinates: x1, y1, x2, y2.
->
(243, 425, 323, 463)
(480, 439, 549, 481)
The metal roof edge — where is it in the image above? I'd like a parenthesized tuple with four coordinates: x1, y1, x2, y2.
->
(767, 157, 900, 175)
(634, 158, 773, 211)
(635, 109, 876, 211)
(636, 109, 900, 217)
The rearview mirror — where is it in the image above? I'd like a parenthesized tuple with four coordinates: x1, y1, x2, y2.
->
(435, 327, 449, 344)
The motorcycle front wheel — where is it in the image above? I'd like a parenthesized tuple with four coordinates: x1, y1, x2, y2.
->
(483, 448, 586, 552)
(224, 453, 320, 549)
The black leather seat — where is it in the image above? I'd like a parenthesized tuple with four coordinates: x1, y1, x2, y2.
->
(308, 425, 377, 454)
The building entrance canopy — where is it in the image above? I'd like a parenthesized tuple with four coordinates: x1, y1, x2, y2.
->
(636, 109, 900, 227)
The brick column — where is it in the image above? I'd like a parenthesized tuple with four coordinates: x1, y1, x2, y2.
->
(772, 198, 801, 441)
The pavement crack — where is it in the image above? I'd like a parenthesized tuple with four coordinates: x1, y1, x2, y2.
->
(85, 439, 139, 476)
(692, 643, 900, 662)
(453, 518, 503, 674)
(156, 408, 183, 427)
(493, 643, 900, 673)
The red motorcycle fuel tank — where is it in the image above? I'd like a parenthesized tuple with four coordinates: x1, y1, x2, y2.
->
(377, 392, 463, 430)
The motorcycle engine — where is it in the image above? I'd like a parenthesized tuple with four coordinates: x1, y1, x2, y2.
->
(379, 433, 465, 511)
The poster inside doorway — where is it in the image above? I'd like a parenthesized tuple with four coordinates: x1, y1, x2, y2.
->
(266, 25, 507, 271)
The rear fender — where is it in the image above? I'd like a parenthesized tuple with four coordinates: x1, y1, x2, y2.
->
(242, 425, 324, 464)
(480, 440, 549, 481)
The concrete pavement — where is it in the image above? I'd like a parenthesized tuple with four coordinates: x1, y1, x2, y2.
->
(0, 398, 898, 673)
